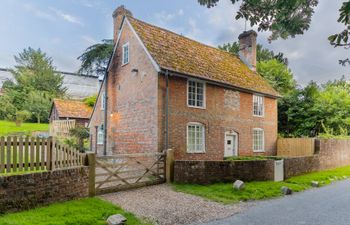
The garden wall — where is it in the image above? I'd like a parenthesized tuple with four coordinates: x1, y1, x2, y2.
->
(174, 160, 275, 184)
(0, 167, 89, 213)
(284, 139, 350, 178)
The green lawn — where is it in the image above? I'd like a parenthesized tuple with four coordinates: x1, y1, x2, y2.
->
(0, 120, 49, 136)
(173, 165, 350, 204)
(0, 198, 150, 225)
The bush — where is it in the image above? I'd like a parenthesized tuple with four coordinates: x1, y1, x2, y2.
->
(15, 110, 31, 127)
(68, 127, 90, 152)
(84, 95, 97, 107)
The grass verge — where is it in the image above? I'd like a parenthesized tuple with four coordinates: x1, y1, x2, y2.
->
(0, 198, 150, 225)
(0, 120, 48, 136)
(172, 165, 350, 204)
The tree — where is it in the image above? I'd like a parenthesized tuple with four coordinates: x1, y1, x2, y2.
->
(83, 95, 97, 107)
(219, 42, 288, 65)
(257, 59, 296, 96)
(198, 0, 319, 41)
(23, 91, 51, 123)
(10, 47, 66, 96)
(78, 39, 114, 76)
(15, 110, 31, 127)
(68, 127, 90, 152)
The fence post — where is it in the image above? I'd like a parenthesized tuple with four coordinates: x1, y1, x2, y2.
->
(47, 137, 53, 171)
(166, 149, 174, 183)
(87, 153, 96, 197)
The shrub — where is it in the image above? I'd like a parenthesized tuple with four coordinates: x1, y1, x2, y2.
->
(15, 110, 31, 127)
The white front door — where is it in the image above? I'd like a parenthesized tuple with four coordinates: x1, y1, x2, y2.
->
(224, 132, 238, 157)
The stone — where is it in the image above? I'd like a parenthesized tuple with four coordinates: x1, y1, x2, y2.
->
(311, 181, 319, 187)
(281, 186, 292, 195)
(233, 180, 245, 191)
(107, 214, 127, 225)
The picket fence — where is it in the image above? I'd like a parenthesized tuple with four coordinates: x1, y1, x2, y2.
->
(49, 120, 76, 137)
(0, 136, 86, 174)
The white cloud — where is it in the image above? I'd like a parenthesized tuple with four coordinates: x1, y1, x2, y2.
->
(81, 35, 97, 45)
(49, 7, 84, 26)
(154, 9, 185, 26)
(23, 4, 55, 21)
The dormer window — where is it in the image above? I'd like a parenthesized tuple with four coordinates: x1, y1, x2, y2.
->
(122, 42, 129, 65)
(187, 80, 206, 108)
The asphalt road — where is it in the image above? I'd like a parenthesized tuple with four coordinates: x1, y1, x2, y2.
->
(201, 179, 350, 225)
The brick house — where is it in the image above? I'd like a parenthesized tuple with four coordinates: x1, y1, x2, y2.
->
(50, 99, 92, 127)
(89, 6, 279, 159)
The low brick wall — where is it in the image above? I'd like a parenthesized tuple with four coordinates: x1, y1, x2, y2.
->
(174, 160, 275, 184)
(284, 139, 350, 178)
(0, 167, 89, 213)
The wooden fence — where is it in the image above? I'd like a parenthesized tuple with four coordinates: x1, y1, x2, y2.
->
(94, 152, 165, 195)
(49, 120, 76, 137)
(0, 136, 86, 174)
(277, 138, 315, 157)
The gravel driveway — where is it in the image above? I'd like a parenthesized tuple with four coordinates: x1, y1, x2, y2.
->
(100, 184, 249, 225)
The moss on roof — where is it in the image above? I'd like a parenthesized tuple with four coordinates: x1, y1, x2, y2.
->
(53, 99, 92, 119)
(127, 17, 279, 97)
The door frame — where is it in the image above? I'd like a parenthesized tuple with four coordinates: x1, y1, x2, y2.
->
(224, 131, 238, 157)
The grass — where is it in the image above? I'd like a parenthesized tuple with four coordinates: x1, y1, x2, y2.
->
(0, 198, 150, 225)
(173, 165, 350, 204)
(0, 120, 49, 136)
(225, 156, 283, 161)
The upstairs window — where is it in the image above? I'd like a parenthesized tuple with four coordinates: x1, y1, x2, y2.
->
(253, 95, 264, 116)
(97, 125, 104, 145)
(253, 128, 264, 152)
(122, 43, 129, 65)
(101, 93, 105, 111)
(187, 123, 205, 153)
(187, 80, 205, 108)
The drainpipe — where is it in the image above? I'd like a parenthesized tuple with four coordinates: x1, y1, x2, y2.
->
(94, 125, 98, 154)
(165, 70, 169, 151)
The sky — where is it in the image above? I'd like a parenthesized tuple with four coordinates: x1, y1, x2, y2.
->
(0, 0, 349, 85)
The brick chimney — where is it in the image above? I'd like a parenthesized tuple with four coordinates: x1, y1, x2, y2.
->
(112, 5, 133, 44)
(238, 30, 257, 71)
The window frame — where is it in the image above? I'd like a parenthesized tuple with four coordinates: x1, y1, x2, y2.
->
(187, 79, 206, 109)
(186, 122, 206, 153)
(122, 42, 130, 66)
(252, 128, 265, 152)
(253, 94, 264, 117)
(97, 125, 104, 145)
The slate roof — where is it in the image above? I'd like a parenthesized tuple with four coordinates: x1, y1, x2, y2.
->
(127, 17, 279, 97)
(52, 99, 92, 119)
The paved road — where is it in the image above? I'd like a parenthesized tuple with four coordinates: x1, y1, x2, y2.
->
(201, 179, 350, 225)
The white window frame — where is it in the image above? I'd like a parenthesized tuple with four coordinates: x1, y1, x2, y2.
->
(187, 79, 206, 109)
(97, 125, 104, 145)
(186, 122, 205, 153)
(252, 128, 264, 152)
(253, 95, 264, 117)
(122, 42, 129, 65)
(101, 93, 105, 111)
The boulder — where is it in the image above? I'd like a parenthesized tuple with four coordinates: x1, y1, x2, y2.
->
(311, 181, 319, 187)
(107, 214, 127, 225)
(233, 180, 245, 191)
(281, 186, 292, 195)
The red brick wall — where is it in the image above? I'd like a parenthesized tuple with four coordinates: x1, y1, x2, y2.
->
(89, 20, 159, 155)
(158, 76, 277, 160)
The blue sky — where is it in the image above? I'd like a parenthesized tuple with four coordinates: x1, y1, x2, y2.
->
(0, 0, 349, 84)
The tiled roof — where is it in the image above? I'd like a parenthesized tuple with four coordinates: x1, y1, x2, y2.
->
(53, 99, 92, 119)
(128, 17, 279, 97)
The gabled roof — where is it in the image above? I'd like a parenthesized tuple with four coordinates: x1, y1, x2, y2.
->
(52, 99, 92, 119)
(127, 17, 279, 97)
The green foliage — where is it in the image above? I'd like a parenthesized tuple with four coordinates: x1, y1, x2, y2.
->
(257, 59, 296, 96)
(0, 198, 147, 225)
(329, 1, 350, 54)
(219, 42, 288, 65)
(15, 110, 31, 127)
(0, 48, 65, 123)
(68, 127, 90, 152)
(173, 165, 350, 204)
(198, 0, 318, 41)
(84, 95, 97, 107)
(78, 39, 114, 75)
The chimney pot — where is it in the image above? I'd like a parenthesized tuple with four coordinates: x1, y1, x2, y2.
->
(238, 30, 257, 71)
(112, 5, 133, 44)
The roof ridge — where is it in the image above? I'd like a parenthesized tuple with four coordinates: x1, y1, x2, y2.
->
(128, 16, 241, 60)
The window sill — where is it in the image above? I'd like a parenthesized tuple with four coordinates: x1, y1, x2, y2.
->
(253, 114, 264, 118)
(122, 62, 129, 67)
(187, 105, 206, 110)
(186, 151, 206, 154)
(253, 150, 265, 153)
